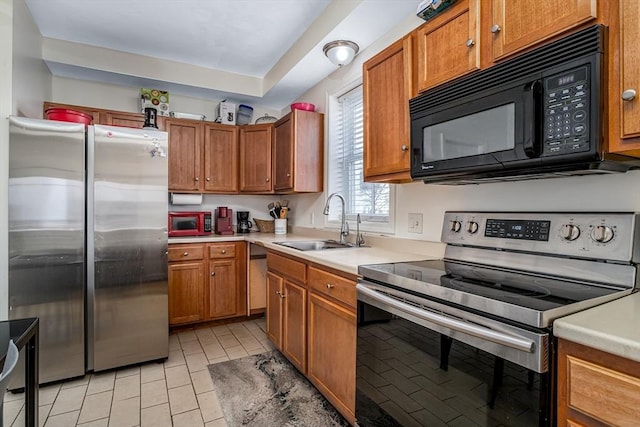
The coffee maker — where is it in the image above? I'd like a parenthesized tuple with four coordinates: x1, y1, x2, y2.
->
(236, 211, 252, 234)
(215, 206, 233, 235)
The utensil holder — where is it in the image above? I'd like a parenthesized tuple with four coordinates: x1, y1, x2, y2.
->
(274, 219, 287, 235)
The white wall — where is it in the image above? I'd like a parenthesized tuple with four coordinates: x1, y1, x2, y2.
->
(0, 0, 13, 320)
(289, 13, 640, 242)
(12, 0, 51, 118)
(170, 194, 286, 230)
(52, 77, 282, 123)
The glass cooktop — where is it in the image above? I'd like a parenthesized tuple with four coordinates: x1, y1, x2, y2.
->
(359, 259, 626, 314)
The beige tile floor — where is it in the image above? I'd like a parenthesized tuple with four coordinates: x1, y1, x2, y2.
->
(3, 318, 273, 427)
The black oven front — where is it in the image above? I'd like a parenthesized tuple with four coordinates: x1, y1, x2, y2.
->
(355, 282, 554, 427)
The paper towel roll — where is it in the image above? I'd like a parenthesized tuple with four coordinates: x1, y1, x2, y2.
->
(170, 193, 203, 205)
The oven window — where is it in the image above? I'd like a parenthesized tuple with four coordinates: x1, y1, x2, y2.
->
(356, 309, 548, 426)
(172, 216, 197, 230)
(423, 103, 515, 162)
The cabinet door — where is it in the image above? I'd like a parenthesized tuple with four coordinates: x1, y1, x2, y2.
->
(416, 0, 480, 93)
(490, 0, 597, 62)
(168, 261, 205, 325)
(266, 272, 283, 348)
(364, 35, 414, 182)
(166, 119, 203, 191)
(239, 124, 273, 193)
(208, 259, 238, 319)
(102, 111, 146, 129)
(203, 124, 239, 193)
(609, 0, 640, 157)
(617, 0, 640, 146)
(274, 114, 294, 191)
(282, 280, 307, 373)
(308, 292, 356, 424)
(273, 110, 324, 193)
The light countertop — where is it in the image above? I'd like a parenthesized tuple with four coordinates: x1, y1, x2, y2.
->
(554, 292, 640, 363)
(169, 230, 444, 275)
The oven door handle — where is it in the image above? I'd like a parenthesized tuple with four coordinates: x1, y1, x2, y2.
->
(357, 283, 535, 353)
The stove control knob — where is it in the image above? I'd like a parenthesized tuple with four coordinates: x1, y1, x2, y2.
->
(591, 225, 614, 243)
(449, 220, 462, 233)
(560, 224, 580, 241)
(466, 221, 479, 234)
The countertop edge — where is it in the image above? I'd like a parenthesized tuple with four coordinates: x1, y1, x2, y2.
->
(169, 233, 443, 276)
(554, 292, 640, 363)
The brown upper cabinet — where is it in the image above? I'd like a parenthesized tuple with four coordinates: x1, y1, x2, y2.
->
(166, 118, 203, 192)
(43, 101, 165, 130)
(166, 119, 238, 193)
(240, 124, 274, 193)
(363, 34, 414, 183)
(203, 124, 239, 193)
(414, 0, 599, 95)
(42, 102, 325, 193)
(102, 111, 147, 129)
(415, 0, 480, 93)
(273, 110, 324, 193)
(608, 0, 640, 154)
(488, 0, 597, 64)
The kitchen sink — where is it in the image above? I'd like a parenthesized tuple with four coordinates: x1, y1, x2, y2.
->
(274, 240, 357, 251)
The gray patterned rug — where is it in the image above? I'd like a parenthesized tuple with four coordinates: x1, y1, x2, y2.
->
(208, 350, 349, 426)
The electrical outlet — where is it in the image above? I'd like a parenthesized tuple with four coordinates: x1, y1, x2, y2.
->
(408, 213, 423, 234)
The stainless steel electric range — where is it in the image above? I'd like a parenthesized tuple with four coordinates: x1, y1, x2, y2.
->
(356, 212, 639, 427)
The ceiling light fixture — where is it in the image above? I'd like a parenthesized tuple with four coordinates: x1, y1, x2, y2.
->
(323, 40, 360, 67)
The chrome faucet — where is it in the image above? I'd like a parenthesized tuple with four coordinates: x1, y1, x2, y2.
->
(323, 192, 349, 244)
(356, 214, 366, 247)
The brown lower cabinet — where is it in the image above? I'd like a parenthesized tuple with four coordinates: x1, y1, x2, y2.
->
(266, 251, 356, 425)
(557, 338, 640, 426)
(169, 242, 246, 326)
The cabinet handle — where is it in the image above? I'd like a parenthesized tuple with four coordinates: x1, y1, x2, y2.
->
(266, 177, 270, 182)
(491, 24, 501, 34)
(401, 145, 408, 151)
(465, 38, 475, 47)
(211, 271, 215, 276)
(206, 177, 211, 181)
(195, 177, 199, 182)
(221, 249, 226, 254)
(183, 252, 188, 256)
(286, 173, 291, 177)
(326, 283, 335, 289)
(280, 293, 286, 299)
(622, 89, 637, 101)
(275, 290, 281, 296)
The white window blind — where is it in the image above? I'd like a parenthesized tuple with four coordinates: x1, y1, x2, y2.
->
(328, 85, 391, 228)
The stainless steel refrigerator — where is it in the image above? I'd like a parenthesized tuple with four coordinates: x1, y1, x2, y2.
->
(8, 116, 169, 383)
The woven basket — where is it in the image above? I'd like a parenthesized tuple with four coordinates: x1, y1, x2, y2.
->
(253, 218, 275, 233)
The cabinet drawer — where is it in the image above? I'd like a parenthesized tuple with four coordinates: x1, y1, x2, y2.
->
(208, 243, 236, 259)
(267, 252, 306, 283)
(308, 266, 356, 309)
(567, 355, 640, 425)
(168, 244, 204, 262)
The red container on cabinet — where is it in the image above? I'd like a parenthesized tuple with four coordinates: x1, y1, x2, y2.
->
(45, 108, 93, 125)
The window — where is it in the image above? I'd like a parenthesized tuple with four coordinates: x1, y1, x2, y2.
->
(327, 84, 394, 232)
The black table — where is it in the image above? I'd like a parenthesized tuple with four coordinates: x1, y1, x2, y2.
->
(1, 318, 39, 427)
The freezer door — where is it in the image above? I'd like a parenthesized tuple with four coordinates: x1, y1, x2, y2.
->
(88, 125, 168, 371)
(8, 117, 86, 384)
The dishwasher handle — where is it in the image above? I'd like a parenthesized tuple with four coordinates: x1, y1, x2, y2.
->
(357, 283, 535, 353)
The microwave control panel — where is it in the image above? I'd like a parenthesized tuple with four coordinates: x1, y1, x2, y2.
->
(543, 66, 589, 156)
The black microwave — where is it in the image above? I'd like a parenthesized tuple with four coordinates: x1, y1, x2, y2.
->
(410, 25, 638, 184)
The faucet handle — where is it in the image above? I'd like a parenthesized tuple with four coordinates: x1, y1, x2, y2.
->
(356, 213, 365, 247)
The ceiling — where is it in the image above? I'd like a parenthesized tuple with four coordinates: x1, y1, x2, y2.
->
(25, 0, 418, 109)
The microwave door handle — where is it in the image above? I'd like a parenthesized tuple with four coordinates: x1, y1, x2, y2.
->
(523, 80, 543, 158)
